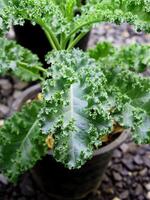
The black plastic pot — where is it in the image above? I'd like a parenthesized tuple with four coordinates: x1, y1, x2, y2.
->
(11, 84, 129, 200)
(14, 21, 90, 64)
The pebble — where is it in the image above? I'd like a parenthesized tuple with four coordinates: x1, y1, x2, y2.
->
(145, 183, 150, 191)
(0, 119, 4, 127)
(14, 81, 28, 90)
(112, 197, 121, 200)
(143, 157, 150, 168)
(139, 168, 148, 176)
(0, 174, 8, 185)
(122, 158, 134, 171)
(120, 143, 129, 153)
(120, 190, 129, 199)
(13, 90, 22, 99)
(133, 155, 143, 165)
(112, 172, 122, 181)
(135, 184, 143, 196)
(147, 192, 150, 200)
(113, 149, 122, 158)
(0, 79, 12, 97)
(0, 104, 9, 118)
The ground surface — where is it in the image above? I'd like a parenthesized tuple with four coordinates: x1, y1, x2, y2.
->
(0, 23, 150, 200)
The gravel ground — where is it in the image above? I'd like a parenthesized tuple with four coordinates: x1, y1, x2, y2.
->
(0, 23, 150, 200)
(88, 23, 150, 48)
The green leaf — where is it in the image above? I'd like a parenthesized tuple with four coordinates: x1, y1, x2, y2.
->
(69, 0, 150, 39)
(39, 49, 113, 169)
(102, 65, 150, 144)
(0, 101, 47, 182)
(1, 0, 150, 50)
(89, 42, 150, 73)
(1, 0, 67, 35)
(0, 37, 43, 81)
(40, 49, 150, 169)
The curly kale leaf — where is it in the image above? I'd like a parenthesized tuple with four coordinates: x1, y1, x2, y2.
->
(103, 66, 150, 144)
(89, 42, 150, 73)
(1, 0, 67, 36)
(0, 37, 42, 81)
(39, 49, 150, 169)
(70, 0, 150, 38)
(39, 49, 113, 169)
(1, 0, 150, 50)
(89, 43, 150, 142)
(0, 101, 47, 182)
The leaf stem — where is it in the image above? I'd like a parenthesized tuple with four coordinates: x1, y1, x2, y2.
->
(18, 62, 45, 81)
(65, 19, 100, 44)
(67, 32, 87, 50)
(37, 19, 61, 50)
(18, 61, 47, 73)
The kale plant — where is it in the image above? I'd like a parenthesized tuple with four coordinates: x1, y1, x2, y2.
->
(0, 0, 149, 182)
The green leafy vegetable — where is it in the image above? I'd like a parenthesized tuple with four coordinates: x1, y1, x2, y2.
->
(89, 42, 150, 73)
(0, 37, 44, 81)
(40, 50, 112, 169)
(1, 0, 150, 50)
(39, 49, 150, 169)
(0, 101, 47, 182)
(0, 0, 149, 183)
(102, 65, 150, 144)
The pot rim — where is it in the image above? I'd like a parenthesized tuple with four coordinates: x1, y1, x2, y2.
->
(93, 129, 129, 156)
(11, 84, 129, 156)
(46, 129, 129, 157)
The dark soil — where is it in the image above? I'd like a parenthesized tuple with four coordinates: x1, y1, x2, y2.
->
(0, 23, 150, 200)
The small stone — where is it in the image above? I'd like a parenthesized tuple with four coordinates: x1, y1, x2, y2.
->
(14, 81, 28, 90)
(13, 90, 22, 99)
(106, 187, 114, 194)
(120, 190, 129, 199)
(135, 184, 143, 196)
(145, 183, 150, 191)
(0, 79, 12, 96)
(112, 164, 122, 172)
(139, 168, 148, 176)
(7, 97, 14, 107)
(120, 143, 129, 153)
(112, 197, 121, 200)
(122, 31, 130, 38)
(102, 174, 109, 183)
(133, 155, 143, 165)
(0, 120, 4, 127)
(0, 104, 9, 118)
(113, 149, 122, 158)
(147, 192, 150, 200)
(115, 182, 123, 188)
(120, 168, 129, 176)
(143, 157, 150, 168)
(122, 158, 134, 171)
(128, 171, 133, 176)
(112, 172, 122, 181)
(0, 174, 8, 185)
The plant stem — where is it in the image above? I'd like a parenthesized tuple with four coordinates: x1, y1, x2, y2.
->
(60, 33, 66, 49)
(36, 19, 61, 50)
(19, 61, 47, 73)
(67, 32, 87, 50)
(65, 19, 100, 43)
(43, 28, 58, 50)
(18, 62, 45, 81)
